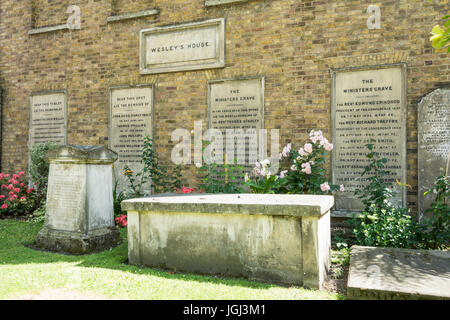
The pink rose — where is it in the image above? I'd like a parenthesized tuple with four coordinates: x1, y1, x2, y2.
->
(320, 182, 330, 192)
(280, 170, 288, 178)
(304, 143, 313, 154)
(1, 204, 7, 210)
(301, 162, 312, 175)
(299, 148, 308, 157)
(324, 142, 334, 152)
(340, 184, 345, 192)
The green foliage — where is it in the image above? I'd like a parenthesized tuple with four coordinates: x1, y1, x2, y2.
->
(354, 142, 395, 211)
(29, 141, 61, 204)
(350, 142, 449, 250)
(113, 179, 127, 218)
(245, 160, 287, 194)
(198, 161, 245, 194)
(122, 136, 183, 197)
(351, 205, 421, 248)
(196, 139, 245, 194)
(350, 142, 421, 249)
(246, 130, 342, 195)
(430, 15, 450, 53)
(421, 174, 450, 249)
(29, 202, 46, 224)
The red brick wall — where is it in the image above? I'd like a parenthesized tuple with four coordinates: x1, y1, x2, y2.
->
(0, 0, 449, 213)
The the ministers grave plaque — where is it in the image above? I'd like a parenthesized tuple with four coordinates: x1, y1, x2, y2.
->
(208, 77, 264, 170)
(30, 91, 67, 147)
(109, 85, 154, 191)
(332, 64, 407, 212)
(418, 87, 450, 218)
(140, 18, 225, 74)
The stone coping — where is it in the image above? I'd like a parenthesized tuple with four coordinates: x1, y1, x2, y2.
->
(45, 145, 118, 164)
(28, 24, 69, 35)
(107, 9, 159, 23)
(122, 194, 334, 217)
(205, 0, 252, 6)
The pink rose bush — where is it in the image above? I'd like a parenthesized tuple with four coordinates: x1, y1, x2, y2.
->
(0, 171, 37, 216)
(246, 130, 344, 195)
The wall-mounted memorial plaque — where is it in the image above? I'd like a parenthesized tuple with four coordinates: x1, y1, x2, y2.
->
(418, 87, 450, 218)
(331, 64, 407, 213)
(208, 77, 264, 170)
(109, 85, 154, 191)
(140, 18, 225, 75)
(29, 91, 67, 147)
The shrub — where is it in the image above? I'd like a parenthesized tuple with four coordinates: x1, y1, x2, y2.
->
(245, 130, 344, 195)
(349, 142, 424, 249)
(29, 141, 61, 205)
(122, 136, 182, 197)
(420, 174, 450, 249)
(0, 171, 38, 217)
(198, 161, 245, 194)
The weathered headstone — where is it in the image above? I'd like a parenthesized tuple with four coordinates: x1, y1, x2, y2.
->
(347, 246, 450, 300)
(208, 77, 264, 171)
(332, 64, 407, 213)
(140, 18, 225, 74)
(35, 145, 120, 254)
(418, 87, 450, 218)
(29, 91, 67, 147)
(109, 85, 154, 192)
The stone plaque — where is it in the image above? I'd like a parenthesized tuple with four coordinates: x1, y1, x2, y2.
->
(332, 65, 407, 212)
(109, 85, 154, 191)
(208, 77, 264, 170)
(29, 91, 67, 147)
(418, 87, 450, 218)
(140, 18, 225, 74)
(46, 163, 86, 232)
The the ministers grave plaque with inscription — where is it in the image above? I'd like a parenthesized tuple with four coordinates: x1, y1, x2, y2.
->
(30, 91, 67, 147)
(208, 77, 264, 169)
(109, 85, 154, 191)
(332, 64, 407, 212)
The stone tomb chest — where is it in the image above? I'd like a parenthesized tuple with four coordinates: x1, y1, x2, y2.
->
(122, 194, 333, 289)
(36, 145, 120, 254)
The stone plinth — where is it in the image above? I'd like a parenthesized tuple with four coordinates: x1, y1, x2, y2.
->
(35, 145, 120, 254)
(122, 194, 333, 289)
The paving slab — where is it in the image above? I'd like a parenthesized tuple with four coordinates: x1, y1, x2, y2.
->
(347, 246, 450, 300)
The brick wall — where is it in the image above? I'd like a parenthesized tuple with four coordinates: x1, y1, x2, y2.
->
(0, 0, 449, 213)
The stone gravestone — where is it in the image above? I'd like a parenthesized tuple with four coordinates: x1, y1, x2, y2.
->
(208, 77, 264, 175)
(35, 145, 120, 254)
(418, 87, 450, 218)
(109, 85, 154, 193)
(331, 64, 407, 213)
(29, 91, 67, 147)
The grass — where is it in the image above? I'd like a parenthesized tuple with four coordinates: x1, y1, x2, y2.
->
(0, 219, 342, 300)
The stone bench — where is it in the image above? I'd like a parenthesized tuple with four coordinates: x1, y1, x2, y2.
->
(122, 194, 333, 289)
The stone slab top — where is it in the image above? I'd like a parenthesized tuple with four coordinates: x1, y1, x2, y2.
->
(45, 145, 118, 164)
(347, 245, 450, 300)
(122, 194, 334, 217)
